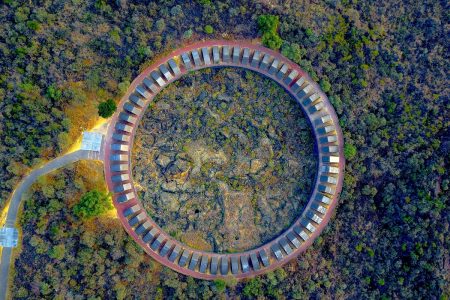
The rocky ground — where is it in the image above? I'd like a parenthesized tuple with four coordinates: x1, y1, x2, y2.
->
(132, 68, 316, 253)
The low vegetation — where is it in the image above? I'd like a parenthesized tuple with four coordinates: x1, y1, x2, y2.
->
(97, 98, 117, 118)
(132, 68, 316, 253)
(258, 14, 282, 50)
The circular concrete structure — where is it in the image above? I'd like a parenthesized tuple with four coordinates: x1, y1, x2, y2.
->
(104, 40, 344, 279)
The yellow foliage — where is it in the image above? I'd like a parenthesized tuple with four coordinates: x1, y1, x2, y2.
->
(180, 231, 212, 251)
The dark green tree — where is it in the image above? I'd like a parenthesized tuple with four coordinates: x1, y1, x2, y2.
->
(98, 99, 117, 118)
(243, 278, 263, 298)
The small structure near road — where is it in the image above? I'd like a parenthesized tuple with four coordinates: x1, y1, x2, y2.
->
(81, 132, 103, 152)
(0, 227, 19, 248)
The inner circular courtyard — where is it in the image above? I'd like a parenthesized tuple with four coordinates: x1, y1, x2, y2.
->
(103, 40, 345, 279)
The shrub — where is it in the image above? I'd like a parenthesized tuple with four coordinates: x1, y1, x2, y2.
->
(26, 20, 40, 31)
(320, 79, 332, 93)
(243, 278, 263, 297)
(262, 32, 282, 50)
(204, 25, 214, 34)
(257, 14, 279, 33)
(98, 99, 117, 118)
(73, 190, 113, 219)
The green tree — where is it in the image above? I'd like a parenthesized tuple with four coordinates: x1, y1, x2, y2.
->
(29, 235, 49, 254)
(243, 278, 263, 298)
(204, 25, 214, 34)
(257, 14, 282, 50)
(114, 282, 127, 300)
(257, 15, 279, 33)
(46, 84, 62, 101)
(49, 244, 66, 260)
(15, 287, 28, 298)
(262, 32, 282, 50)
(197, 0, 211, 5)
(183, 29, 193, 39)
(213, 279, 226, 293)
(118, 81, 131, 95)
(73, 190, 113, 219)
(155, 19, 166, 32)
(320, 78, 332, 93)
(26, 20, 40, 31)
(281, 42, 306, 63)
(344, 143, 357, 160)
(39, 282, 52, 296)
(94, 0, 109, 11)
(98, 99, 117, 118)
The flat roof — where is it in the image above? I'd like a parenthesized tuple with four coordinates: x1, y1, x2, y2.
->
(81, 131, 103, 151)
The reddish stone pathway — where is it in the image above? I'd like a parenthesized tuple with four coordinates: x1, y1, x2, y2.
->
(104, 40, 345, 279)
(0, 149, 99, 299)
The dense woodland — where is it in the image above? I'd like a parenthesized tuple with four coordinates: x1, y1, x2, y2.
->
(0, 0, 448, 299)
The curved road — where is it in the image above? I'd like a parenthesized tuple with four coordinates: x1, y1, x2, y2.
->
(0, 149, 98, 300)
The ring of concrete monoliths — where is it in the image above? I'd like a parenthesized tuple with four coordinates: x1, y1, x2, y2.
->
(103, 40, 344, 279)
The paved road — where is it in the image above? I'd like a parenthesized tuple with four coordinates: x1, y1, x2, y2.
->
(0, 149, 98, 300)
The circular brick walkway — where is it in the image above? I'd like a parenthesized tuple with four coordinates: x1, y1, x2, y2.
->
(104, 40, 345, 279)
